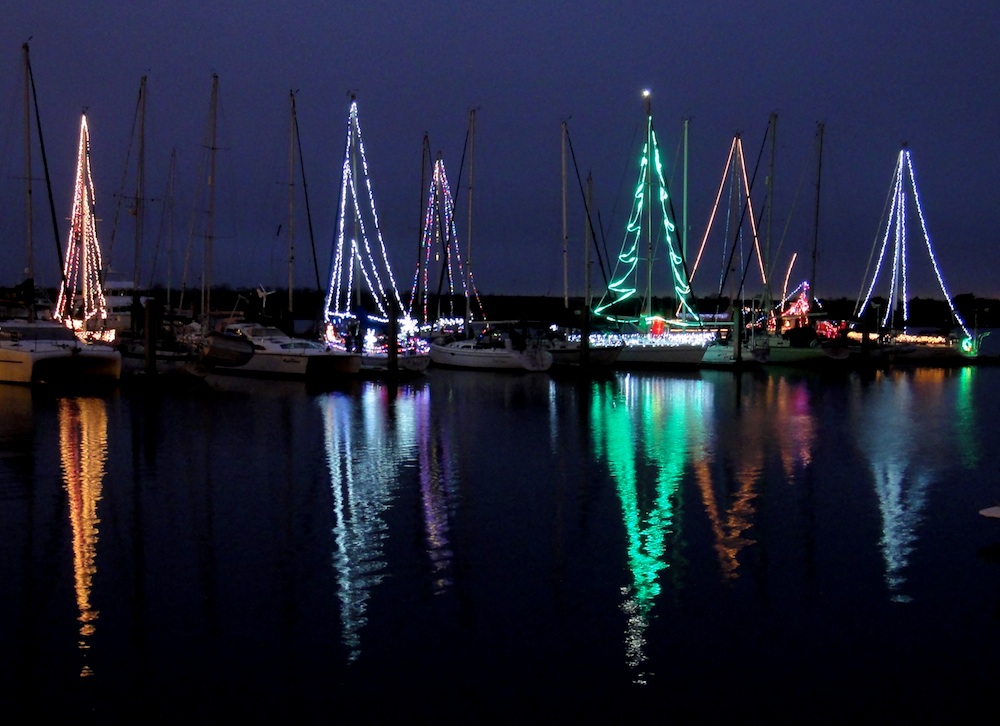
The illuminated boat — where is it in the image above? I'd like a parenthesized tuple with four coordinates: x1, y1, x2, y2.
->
(0, 319, 121, 385)
(743, 283, 850, 367)
(849, 145, 988, 366)
(847, 328, 981, 367)
(541, 334, 624, 370)
(613, 323, 713, 369)
(0, 49, 119, 386)
(360, 336, 431, 374)
(591, 91, 712, 369)
(321, 96, 444, 375)
(326, 316, 431, 375)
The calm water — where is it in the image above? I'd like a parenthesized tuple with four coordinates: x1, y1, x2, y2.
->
(2, 354, 1000, 722)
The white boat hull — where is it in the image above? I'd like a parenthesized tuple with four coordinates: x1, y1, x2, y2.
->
(207, 322, 361, 380)
(430, 341, 553, 371)
(701, 341, 756, 369)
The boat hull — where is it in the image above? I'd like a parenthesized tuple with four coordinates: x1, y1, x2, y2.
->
(204, 322, 361, 381)
(546, 343, 623, 369)
(749, 339, 850, 368)
(615, 343, 707, 369)
(430, 342, 553, 371)
(0, 321, 121, 385)
(118, 344, 204, 377)
(199, 331, 256, 367)
(848, 343, 977, 369)
(361, 352, 431, 374)
(213, 350, 361, 379)
(700, 341, 757, 369)
(13, 348, 122, 385)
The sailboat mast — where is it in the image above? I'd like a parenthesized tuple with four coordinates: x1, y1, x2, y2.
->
(764, 112, 776, 310)
(203, 73, 218, 322)
(643, 91, 653, 319)
(417, 134, 430, 318)
(901, 148, 908, 328)
(82, 115, 91, 321)
(288, 90, 296, 315)
(585, 172, 593, 309)
(133, 76, 146, 294)
(350, 110, 360, 311)
(166, 148, 176, 311)
(810, 122, 824, 301)
(561, 120, 568, 308)
(291, 93, 321, 295)
(24, 42, 65, 282)
(465, 108, 476, 325)
(22, 44, 33, 284)
(682, 117, 689, 265)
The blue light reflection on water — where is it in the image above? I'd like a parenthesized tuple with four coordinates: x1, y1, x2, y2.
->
(2, 364, 1000, 720)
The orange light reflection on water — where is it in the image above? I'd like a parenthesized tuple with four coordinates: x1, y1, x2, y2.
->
(58, 397, 109, 678)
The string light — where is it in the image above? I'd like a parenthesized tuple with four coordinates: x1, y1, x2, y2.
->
(323, 99, 408, 330)
(406, 158, 485, 327)
(595, 107, 700, 327)
(54, 114, 109, 342)
(854, 148, 972, 341)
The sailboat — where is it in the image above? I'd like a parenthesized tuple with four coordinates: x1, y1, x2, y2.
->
(204, 86, 355, 383)
(97, 75, 150, 342)
(102, 76, 200, 377)
(321, 95, 426, 375)
(748, 120, 848, 368)
(156, 74, 255, 375)
(540, 121, 623, 372)
(592, 91, 713, 368)
(848, 145, 986, 365)
(687, 127, 767, 369)
(2, 45, 121, 386)
(51, 115, 112, 338)
(694, 119, 846, 369)
(413, 113, 552, 372)
(407, 130, 486, 337)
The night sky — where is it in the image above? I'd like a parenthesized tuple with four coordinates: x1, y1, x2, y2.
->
(3, 1, 999, 305)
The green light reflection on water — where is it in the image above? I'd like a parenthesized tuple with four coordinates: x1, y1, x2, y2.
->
(589, 374, 709, 677)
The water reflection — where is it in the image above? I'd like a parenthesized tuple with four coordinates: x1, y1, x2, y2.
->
(692, 375, 812, 585)
(852, 368, 958, 602)
(320, 382, 445, 661)
(0, 385, 35, 489)
(57, 396, 109, 678)
(762, 374, 817, 478)
(413, 386, 457, 595)
(589, 373, 710, 682)
(953, 367, 980, 469)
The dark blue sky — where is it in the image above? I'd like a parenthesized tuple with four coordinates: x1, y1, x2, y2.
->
(3, 1, 999, 303)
